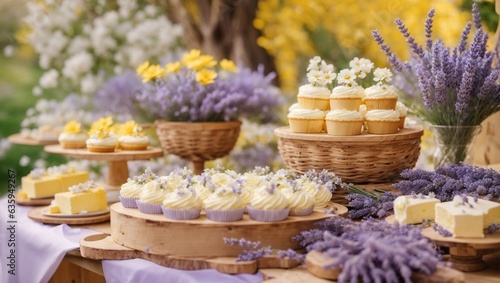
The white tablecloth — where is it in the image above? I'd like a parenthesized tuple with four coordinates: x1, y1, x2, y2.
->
(0, 196, 263, 283)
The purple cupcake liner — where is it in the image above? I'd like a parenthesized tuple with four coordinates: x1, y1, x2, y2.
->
(136, 200, 163, 214)
(289, 206, 314, 216)
(247, 206, 291, 222)
(162, 207, 201, 220)
(119, 196, 139, 208)
(205, 208, 245, 222)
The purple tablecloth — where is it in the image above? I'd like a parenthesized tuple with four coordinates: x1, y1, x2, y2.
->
(0, 196, 263, 283)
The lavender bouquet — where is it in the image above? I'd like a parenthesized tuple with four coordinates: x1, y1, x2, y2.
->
(135, 49, 284, 123)
(372, 4, 500, 167)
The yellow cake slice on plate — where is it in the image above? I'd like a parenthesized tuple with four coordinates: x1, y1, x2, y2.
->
(51, 181, 108, 214)
(22, 166, 89, 198)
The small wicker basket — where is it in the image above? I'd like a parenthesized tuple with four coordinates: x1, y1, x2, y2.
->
(155, 120, 241, 173)
(275, 126, 423, 183)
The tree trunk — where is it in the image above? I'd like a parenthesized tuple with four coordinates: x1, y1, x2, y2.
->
(165, 0, 279, 85)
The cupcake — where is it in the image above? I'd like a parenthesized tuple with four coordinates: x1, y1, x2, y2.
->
(118, 121, 149, 150)
(119, 167, 158, 208)
(162, 188, 203, 220)
(296, 84, 331, 110)
(86, 116, 118, 152)
(365, 109, 400, 134)
(287, 190, 315, 216)
(364, 85, 398, 110)
(325, 109, 364, 136)
(329, 85, 364, 111)
(32, 125, 61, 142)
(136, 178, 169, 214)
(203, 187, 245, 222)
(247, 185, 290, 222)
(395, 101, 407, 129)
(58, 120, 88, 149)
(287, 108, 325, 133)
(297, 177, 332, 208)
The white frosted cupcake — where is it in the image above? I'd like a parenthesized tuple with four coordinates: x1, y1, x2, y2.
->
(118, 121, 149, 150)
(329, 85, 364, 111)
(119, 167, 157, 208)
(297, 177, 332, 208)
(136, 178, 169, 214)
(86, 132, 118, 152)
(248, 185, 290, 222)
(287, 108, 325, 133)
(203, 187, 245, 222)
(325, 109, 364, 136)
(395, 101, 407, 129)
(297, 84, 330, 110)
(287, 190, 315, 216)
(364, 85, 398, 110)
(162, 188, 203, 220)
(58, 120, 87, 149)
(365, 109, 400, 134)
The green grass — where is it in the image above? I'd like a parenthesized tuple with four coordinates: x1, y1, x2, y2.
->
(0, 54, 65, 197)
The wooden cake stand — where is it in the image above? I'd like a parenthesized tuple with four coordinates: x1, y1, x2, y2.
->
(79, 202, 348, 274)
(422, 227, 500, 272)
(8, 133, 59, 146)
(44, 145, 164, 201)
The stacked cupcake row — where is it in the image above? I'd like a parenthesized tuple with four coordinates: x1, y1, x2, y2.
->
(119, 167, 336, 223)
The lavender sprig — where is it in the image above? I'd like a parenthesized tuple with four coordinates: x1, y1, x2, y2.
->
(433, 223, 452, 237)
(343, 184, 399, 219)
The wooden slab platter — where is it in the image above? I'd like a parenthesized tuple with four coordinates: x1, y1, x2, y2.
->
(422, 227, 500, 272)
(110, 202, 347, 258)
(16, 190, 53, 206)
(8, 133, 59, 146)
(80, 234, 300, 274)
(305, 250, 466, 283)
(28, 206, 110, 225)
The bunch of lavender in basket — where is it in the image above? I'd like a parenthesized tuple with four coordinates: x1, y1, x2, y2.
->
(294, 217, 441, 283)
(372, 4, 500, 166)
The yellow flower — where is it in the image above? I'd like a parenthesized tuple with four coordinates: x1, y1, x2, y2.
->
(118, 120, 143, 136)
(196, 69, 218, 85)
(136, 61, 150, 76)
(88, 116, 113, 136)
(186, 55, 217, 71)
(63, 120, 82, 134)
(181, 49, 201, 65)
(165, 62, 181, 74)
(220, 59, 237, 72)
(140, 64, 165, 82)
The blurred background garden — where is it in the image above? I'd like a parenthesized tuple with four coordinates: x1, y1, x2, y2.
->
(0, 0, 498, 196)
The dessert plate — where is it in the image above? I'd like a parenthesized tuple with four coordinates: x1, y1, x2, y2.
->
(41, 207, 110, 218)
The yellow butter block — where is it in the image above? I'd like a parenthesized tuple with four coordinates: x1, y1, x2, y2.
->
(49, 205, 60, 214)
(54, 188, 108, 214)
(22, 172, 89, 198)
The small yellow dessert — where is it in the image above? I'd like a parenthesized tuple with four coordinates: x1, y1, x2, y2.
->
(21, 166, 89, 198)
(58, 120, 88, 149)
(118, 120, 149, 150)
(297, 84, 330, 110)
(364, 85, 398, 110)
(51, 181, 108, 214)
(365, 109, 400, 134)
(86, 116, 118, 152)
(287, 108, 325, 133)
(329, 85, 364, 111)
(325, 109, 364, 136)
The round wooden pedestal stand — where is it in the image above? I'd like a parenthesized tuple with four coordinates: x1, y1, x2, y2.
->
(44, 145, 163, 201)
(8, 133, 59, 146)
(422, 227, 500, 272)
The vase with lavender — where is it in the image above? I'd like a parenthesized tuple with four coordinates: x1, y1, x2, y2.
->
(372, 4, 500, 168)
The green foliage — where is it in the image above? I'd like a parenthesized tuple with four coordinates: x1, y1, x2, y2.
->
(462, 0, 499, 32)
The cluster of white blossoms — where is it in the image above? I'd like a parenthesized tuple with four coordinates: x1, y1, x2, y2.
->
(306, 56, 336, 87)
(24, 0, 183, 95)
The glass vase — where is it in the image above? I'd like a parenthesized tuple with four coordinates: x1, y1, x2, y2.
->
(429, 125, 482, 169)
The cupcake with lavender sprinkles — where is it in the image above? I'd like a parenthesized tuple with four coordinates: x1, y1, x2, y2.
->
(248, 184, 290, 222)
(203, 187, 245, 222)
(162, 187, 203, 220)
(136, 178, 169, 214)
(287, 189, 315, 216)
(119, 167, 157, 208)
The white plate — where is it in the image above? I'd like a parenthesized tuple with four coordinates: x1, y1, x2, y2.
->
(41, 207, 110, 218)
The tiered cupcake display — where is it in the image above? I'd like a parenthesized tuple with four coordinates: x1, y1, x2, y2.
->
(288, 56, 408, 136)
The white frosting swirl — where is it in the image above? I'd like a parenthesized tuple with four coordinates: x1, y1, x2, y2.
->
(120, 180, 143, 198)
(287, 109, 325, 119)
(203, 187, 244, 210)
(365, 109, 400, 121)
(118, 135, 149, 144)
(288, 103, 300, 112)
(58, 133, 88, 142)
(395, 101, 408, 117)
(86, 134, 118, 146)
(325, 109, 363, 121)
(364, 85, 398, 98)
(250, 186, 289, 210)
(314, 186, 332, 208)
(330, 85, 364, 98)
(287, 190, 315, 210)
(162, 189, 202, 209)
(297, 84, 330, 98)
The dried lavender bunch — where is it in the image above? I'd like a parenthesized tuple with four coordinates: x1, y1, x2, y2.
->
(394, 163, 500, 201)
(343, 184, 399, 219)
(304, 169, 343, 192)
(223, 237, 272, 262)
(373, 4, 500, 127)
(295, 217, 440, 283)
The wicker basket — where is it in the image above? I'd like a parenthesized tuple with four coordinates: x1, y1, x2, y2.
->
(155, 120, 241, 173)
(275, 126, 423, 183)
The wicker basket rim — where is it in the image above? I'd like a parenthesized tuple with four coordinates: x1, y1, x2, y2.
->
(155, 120, 241, 131)
(274, 126, 423, 142)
